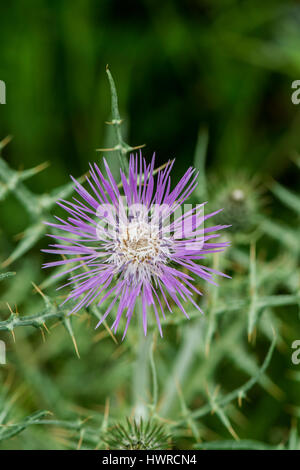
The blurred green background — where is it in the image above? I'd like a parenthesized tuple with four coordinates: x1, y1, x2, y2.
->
(0, 0, 300, 450)
(1, 0, 300, 189)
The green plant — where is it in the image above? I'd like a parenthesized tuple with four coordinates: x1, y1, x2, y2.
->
(0, 67, 299, 451)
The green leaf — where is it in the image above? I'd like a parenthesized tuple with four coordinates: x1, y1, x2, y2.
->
(0, 410, 50, 442)
(271, 181, 300, 215)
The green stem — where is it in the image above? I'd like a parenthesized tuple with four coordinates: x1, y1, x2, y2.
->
(99, 67, 145, 177)
(159, 320, 204, 417)
(105, 67, 129, 175)
(149, 334, 158, 413)
(132, 300, 152, 420)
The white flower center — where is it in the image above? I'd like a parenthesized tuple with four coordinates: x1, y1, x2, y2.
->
(109, 219, 173, 284)
(231, 189, 245, 202)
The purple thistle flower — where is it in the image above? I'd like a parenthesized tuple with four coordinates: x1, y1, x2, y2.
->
(43, 153, 230, 338)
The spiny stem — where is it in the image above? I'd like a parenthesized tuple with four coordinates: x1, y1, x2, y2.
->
(97, 66, 145, 176)
(176, 332, 277, 427)
(104, 66, 129, 175)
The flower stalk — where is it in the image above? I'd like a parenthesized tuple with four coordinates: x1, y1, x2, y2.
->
(96, 66, 145, 176)
(132, 299, 152, 420)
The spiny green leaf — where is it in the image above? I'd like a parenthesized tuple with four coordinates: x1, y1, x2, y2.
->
(0, 410, 50, 442)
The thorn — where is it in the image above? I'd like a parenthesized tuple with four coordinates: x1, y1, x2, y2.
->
(228, 425, 239, 441)
(50, 321, 61, 330)
(130, 144, 146, 151)
(0, 135, 13, 149)
(160, 158, 175, 169)
(95, 146, 120, 152)
(71, 334, 80, 359)
(6, 303, 14, 315)
(92, 305, 118, 344)
(93, 331, 109, 343)
(42, 322, 50, 334)
(2, 257, 12, 268)
(104, 322, 118, 344)
(77, 430, 84, 450)
(11, 329, 16, 343)
(248, 327, 256, 344)
(31, 282, 47, 300)
(105, 119, 123, 125)
(238, 394, 243, 408)
(40, 327, 46, 343)
(13, 230, 24, 240)
(81, 416, 92, 425)
(104, 397, 110, 424)
(31, 161, 50, 174)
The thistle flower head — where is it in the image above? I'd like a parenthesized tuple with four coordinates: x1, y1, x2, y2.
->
(211, 172, 262, 233)
(104, 418, 171, 450)
(43, 153, 230, 338)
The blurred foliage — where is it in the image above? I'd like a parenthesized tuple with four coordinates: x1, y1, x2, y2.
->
(0, 0, 300, 450)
